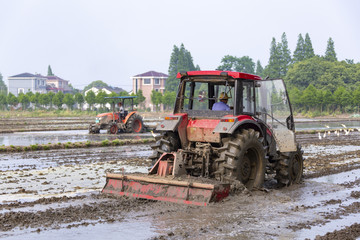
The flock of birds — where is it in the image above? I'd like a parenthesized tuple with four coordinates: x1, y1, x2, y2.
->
(318, 124, 360, 139)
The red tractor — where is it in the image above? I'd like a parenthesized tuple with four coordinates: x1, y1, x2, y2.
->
(89, 96, 144, 134)
(103, 71, 303, 206)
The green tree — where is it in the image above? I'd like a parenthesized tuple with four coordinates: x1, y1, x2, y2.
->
(83, 80, 109, 92)
(162, 91, 177, 110)
(47, 92, 55, 109)
(63, 93, 75, 109)
(133, 89, 146, 108)
(279, 32, 292, 76)
(166, 43, 198, 92)
(323, 89, 334, 113)
(285, 57, 332, 90)
(39, 93, 51, 108)
(293, 34, 305, 63)
(324, 37, 337, 61)
(353, 86, 360, 112)
(301, 84, 318, 111)
(217, 55, 255, 74)
(7, 93, 18, 108)
(333, 86, 346, 112)
(85, 90, 96, 110)
(95, 90, 108, 109)
(18, 93, 30, 110)
(151, 90, 163, 111)
(47, 65, 54, 76)
(304, 33, 315, 59)
(288, 87, 302, 110)
(255, 60, 264, 77)
(74, 93, 85, 110)
(340, 90, 352, 113)
(264, 37, 282, 78)
(0, 93, 7, 110)
(30, 92, 40, 109)
(52, 91, 64, 109)
(0, 73, 7, 94)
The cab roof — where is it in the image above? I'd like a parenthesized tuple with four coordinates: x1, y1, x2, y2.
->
(176, 70, 262, 80)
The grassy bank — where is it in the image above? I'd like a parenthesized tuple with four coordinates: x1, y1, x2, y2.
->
(0, 110, 97, 118)
(0, 138, 156, 153)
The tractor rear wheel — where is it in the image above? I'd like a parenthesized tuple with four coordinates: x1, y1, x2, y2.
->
(220, 129, 266, 190)
(149, 132, 180, 165)
(126, 114, 144, 133)
(107, 123, 118, 134)
(276, 145, 304, 186)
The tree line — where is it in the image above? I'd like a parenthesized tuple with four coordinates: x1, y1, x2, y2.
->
(0, 89, 146, 111)
(166, 35, 359, 115)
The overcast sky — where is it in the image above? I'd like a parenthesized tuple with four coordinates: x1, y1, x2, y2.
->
(0, 0, 359, 91)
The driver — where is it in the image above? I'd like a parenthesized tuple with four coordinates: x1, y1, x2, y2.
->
(118, 102, 124, 119)
(212, 92, 230, 111)
(118, 102, 124, 114)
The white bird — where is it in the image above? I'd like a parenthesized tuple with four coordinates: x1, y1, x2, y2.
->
(341, 124, 347, 128)
(337, 131, 340, 137)
(325, 125, 330, 128)
(323, 132, 326, 138)
(345, 129, 350, 135)
(328, 131, 331, 135)
(150, 130, 156, 138)
(318, 132, 322, 140)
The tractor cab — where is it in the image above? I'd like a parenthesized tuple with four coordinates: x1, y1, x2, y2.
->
(106, 96, 137, 121)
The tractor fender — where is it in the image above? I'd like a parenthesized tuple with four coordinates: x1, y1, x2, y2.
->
(229, 120, 264, 136)
(156, 114, 188, 148)
(156, 114, 183, 132)
(214, 118, 263, 137)
(123, 111, 136, 124)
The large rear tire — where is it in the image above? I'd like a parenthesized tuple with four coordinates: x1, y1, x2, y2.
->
(276, 145, 304, 186)
(220, 129, 266, 190)
(149, 132, 180, 165)
(126, 114, 144, 133)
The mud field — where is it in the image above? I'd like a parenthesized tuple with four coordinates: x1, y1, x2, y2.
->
(1, 121, 360, 239)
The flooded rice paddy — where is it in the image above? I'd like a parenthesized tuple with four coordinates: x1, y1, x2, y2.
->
(1, 118, 360, 239)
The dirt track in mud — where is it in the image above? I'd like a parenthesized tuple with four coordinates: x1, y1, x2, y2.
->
(2, 130, 360, 239)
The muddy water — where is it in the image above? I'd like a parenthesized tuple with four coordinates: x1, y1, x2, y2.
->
(1, 126, 360, 239)
(0, 130, 153, 146)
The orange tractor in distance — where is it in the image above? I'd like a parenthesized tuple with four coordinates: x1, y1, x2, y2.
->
(89, 96, 144, 134)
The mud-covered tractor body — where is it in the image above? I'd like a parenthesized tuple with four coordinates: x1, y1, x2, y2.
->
(89, 96, 144, 134)
(103, 71, 303, 205)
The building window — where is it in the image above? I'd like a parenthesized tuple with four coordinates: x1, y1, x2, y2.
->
(143, 78, 151, 85)
(18, 88, 24, 94)
(154, 78, 160, 85)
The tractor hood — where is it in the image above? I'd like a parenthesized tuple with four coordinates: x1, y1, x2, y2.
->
(96, 112, 114, 118)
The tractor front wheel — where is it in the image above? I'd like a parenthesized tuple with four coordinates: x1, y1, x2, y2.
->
(107, 123, 118, 134)
(126, 114, 144, 133)
(89, 124, 100, 134)
(276, 145, 304, 186)
(221, 129, 266, 190)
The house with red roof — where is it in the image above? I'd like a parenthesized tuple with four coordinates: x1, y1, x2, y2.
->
(131, 70, 168, 111)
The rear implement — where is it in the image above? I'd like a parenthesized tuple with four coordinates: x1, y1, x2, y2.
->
(102, 173, 230, 206)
